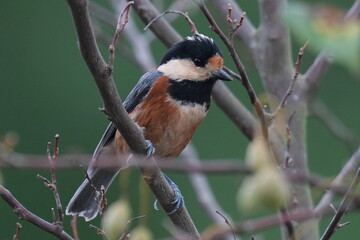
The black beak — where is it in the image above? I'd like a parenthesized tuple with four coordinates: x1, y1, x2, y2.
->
(211, 69, 233, 81)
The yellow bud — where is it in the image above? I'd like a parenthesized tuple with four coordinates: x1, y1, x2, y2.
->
(129, 225, 153, 240)
(245, 137, 273, 171)
(0, 132, 19, 153)
(238, 166, 290, 211)
(102, 198, 132, 240)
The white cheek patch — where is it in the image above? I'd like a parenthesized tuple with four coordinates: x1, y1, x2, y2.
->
(158, 59, 210, 81)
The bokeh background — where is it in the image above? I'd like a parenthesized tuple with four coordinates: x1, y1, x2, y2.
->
(1, 0, 359, 239)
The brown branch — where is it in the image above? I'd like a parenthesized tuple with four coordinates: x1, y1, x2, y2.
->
(71, 215, 80, 240)
(226, 4, 246, 41)
(108, 1, 134, 70)
(0, 185, 74, 240)
(208, 0, 257, 58)
(47, 134, 64, 224)
(65, 1, 200, 238)
(320, 167, 360, 240)
(12, 223, 22, 240)
(272, 42, 309, 118)
(197, 2, 268, 141)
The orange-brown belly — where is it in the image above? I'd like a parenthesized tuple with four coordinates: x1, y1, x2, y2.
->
(115, 76, 208, 160)
(115, 101, 207, 160)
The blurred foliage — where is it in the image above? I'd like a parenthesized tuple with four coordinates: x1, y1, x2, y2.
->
(0, 0, 359, 239)
(287, 2, 360, 74)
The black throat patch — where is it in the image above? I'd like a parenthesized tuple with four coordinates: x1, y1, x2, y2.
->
(167, 79, 216, 110)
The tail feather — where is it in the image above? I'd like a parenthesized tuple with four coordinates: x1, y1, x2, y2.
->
(66, 169, 119, 221)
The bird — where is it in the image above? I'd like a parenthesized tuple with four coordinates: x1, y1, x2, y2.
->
(66, 33, 232, 221)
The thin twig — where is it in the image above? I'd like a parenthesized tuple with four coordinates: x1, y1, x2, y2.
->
(272, 42, 309, 118)
(320, 167, 360, 240)
(226, 3, 246, 41)
(197, 2, 268, 141)
(71, 215, 80, 240)
(119, 215, 146, 240)
(144, 10, 198, 34)
(0, 185, 74, 240)
(216, 211, 237, 240)
(12, 222, 22, 240)
(316, 147, 360, 212)
(48, 134, 64, 224)
(89, 224, 106, 236)
(108, 1, 134, 70)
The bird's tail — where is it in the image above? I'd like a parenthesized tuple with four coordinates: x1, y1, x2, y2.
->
(65, 168, 119, 221)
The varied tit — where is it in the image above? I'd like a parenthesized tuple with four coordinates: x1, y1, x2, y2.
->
(66, 33, 232, 221)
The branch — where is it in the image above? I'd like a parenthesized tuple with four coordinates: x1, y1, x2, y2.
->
(0, 185, 74, 240)
(65, 1, 200, 238)
(130, 0, 257, 139)
(1, 152, 250, 173)
(272, 42, 309, 117)
(202, 199, 360, 239)
(12, 223, 22, 240)
(197, 2, 268, 141)
(144, 10, 198, 35)
(320, 167, 360, 240)
(316, 147, 360, 213)
(208, 0, 257, 58)
(130, 0, 182, 47)
(257, 0, 293, 97)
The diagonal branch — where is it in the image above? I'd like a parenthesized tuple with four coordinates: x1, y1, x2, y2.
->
(0, 185, 74, 240)
(197, 2, 268, 141)
(316, 147, 360, 213)
(65, 0, 200, 238)
(320, 167, 360, 240)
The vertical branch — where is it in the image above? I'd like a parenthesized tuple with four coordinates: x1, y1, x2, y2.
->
(12, 223, 22, 240)
(47, 134, 63, 224)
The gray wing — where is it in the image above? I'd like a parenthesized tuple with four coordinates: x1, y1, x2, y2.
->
(91, 70, 163, 163)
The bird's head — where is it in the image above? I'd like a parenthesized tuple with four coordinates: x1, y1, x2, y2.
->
(158, 34, 232, 82)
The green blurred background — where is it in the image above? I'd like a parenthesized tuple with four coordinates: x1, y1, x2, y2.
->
(0, 0, 359, 239)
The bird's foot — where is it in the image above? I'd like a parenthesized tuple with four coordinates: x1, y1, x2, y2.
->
(145, 140, 155, 158)
(154, 173, 184, 215)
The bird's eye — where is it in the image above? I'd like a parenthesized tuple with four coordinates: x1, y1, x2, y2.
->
(193, 58, 203, 67)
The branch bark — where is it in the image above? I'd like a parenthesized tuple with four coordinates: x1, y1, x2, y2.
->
(0, 185, 74, 240)
(65, 0, 200, 238)
(320, 167, 360, 240)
